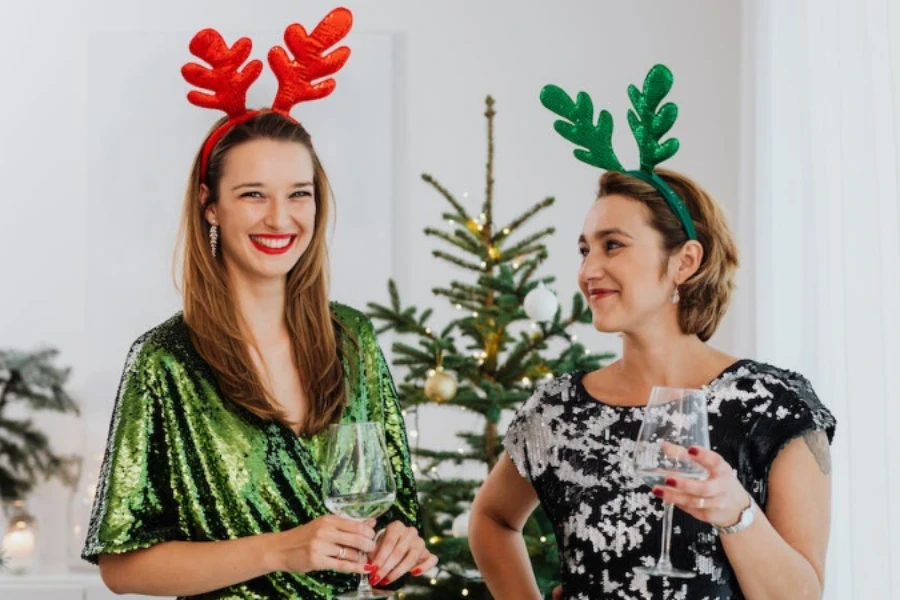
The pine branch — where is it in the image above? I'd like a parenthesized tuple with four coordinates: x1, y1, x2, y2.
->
(507, 246, 550, 267)
(415, 478, 482, 495)
(0, 349, 78, 414)
(476, 266, 517, 294)
(414, 448, 479, 464)
(431, 282, 484, 305)
(501, 227, 556, 260)
(0, 349, 80, 501)
(496, 315, 581, 383)
(392, 342, 437, 365)
(424, 228, 482, 255)
(0, 370, 19, 413)
(448, 281, 487, 298)
(493, 197, 555, 242)
(515, 251, 550, 292)
(483, 96, 496, 233)
(453, 227, 489, 251)
(432, 251, 486, 272)
(430, 290, 482, 312)
(422, 174, 470, 220)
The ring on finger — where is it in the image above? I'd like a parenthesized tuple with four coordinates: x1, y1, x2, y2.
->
(337, 546, 347, 561)
(698, 497, 706, 509)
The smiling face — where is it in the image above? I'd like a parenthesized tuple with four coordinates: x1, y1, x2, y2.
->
(202, 138, 317, 284)
(578, 194, 690, 335)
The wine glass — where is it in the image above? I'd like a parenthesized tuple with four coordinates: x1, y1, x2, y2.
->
(631, 386, 710, 578)
(323, 422, 397, 599)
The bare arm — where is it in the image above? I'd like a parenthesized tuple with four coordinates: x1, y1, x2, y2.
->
(659, 431, 831, 600)
(100, 534, 278, 596)
(99, 515, 377, 596)
(722, 431, 831, 599)
(469, 453, 543, 600)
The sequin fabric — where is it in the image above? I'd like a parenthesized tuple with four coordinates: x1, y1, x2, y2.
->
(504, 360, 836, 600)
(82, 303, 420, 599)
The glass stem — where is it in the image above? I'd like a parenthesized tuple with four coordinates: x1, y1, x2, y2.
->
(358, 572, 373, 594)
(357, 550, 374, 598)
(656, 501, 675, 570)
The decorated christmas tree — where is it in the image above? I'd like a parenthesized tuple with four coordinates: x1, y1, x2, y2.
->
(368, 96, 613, 599)
(0, 348, 80, 504)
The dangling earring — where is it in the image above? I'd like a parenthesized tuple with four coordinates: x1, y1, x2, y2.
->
(209, 224, 219, 258)
(670, 286, 680, 304)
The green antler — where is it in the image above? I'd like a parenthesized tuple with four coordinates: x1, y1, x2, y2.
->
(540, 85, 624, 171)
(626, 64, 680, 171)
(540, 64, 696, 240)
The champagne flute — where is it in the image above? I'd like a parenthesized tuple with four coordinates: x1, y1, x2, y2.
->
(323, 422, 397, 599)
(632, 386, 710, 578)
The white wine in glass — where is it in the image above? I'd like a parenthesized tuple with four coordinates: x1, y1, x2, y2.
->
(323, 422, 397, 599)
(632, 386, 710, 579)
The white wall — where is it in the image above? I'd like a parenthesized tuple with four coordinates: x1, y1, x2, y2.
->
(0, 0, 741, 572)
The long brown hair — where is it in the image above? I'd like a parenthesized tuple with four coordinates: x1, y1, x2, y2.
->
(177, 111, 345, 435)
(598, 169, 739, 342)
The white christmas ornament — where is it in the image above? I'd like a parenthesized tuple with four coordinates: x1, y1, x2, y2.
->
(523, 283, 559, 322)
(451, 509, 471, 537)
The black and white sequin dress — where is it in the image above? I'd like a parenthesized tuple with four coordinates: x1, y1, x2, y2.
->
(504, 360, 836, 600)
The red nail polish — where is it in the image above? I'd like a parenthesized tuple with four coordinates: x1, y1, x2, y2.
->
(369, 575, 381, 586)
(665, 478, 677, 487)
(412, 568, 423, 576)
(364, 564, 377, 573)
(688, 447, 700, 456)
(652, 488, 664, 498)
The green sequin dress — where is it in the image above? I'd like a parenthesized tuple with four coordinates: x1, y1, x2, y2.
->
(82, 304, 421, 599)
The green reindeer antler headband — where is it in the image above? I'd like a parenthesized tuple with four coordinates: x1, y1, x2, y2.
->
(540, 64, 697, 240)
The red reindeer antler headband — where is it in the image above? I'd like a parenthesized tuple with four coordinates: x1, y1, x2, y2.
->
(181, 7, 353, 181)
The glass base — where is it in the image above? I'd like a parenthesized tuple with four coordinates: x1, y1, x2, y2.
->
(633, 565, 696, 579)
(335, 589, 395, 599)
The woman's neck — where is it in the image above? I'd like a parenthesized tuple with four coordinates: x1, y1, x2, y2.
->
(615, 319, 735, 394)
(227, 269, 288, 346)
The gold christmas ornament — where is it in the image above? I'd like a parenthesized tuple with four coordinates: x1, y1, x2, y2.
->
(424, 368, 458, 402)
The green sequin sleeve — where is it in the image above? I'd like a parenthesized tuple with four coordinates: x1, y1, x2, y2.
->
(82, 336, 186, 563)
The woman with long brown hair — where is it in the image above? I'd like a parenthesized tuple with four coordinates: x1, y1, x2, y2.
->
(82, 9, 435, 598)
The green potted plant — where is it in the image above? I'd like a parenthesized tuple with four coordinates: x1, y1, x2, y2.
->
(0, 348, 80, 573)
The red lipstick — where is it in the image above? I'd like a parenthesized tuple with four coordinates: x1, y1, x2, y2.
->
(249, 234, 296, 255)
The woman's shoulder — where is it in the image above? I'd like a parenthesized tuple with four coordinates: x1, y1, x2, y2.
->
(125, 313, 189, 360)
(120, 312, 203, 383)
(712, 359, 818, 402)
(512, 373, 581, 422)
(710, 359, 836, 440)
(330, 301, 376, 337)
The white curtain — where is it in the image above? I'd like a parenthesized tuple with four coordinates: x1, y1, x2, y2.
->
(742, 0, 900, 598)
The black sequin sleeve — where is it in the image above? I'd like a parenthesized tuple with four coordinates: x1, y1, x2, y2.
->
(748, 372, 836, 495)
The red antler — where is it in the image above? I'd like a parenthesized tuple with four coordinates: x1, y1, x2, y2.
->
(181, 29, 263, 118)
(268, 7, 353, 115)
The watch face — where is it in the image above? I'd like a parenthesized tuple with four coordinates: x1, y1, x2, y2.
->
(718, 501, 755, 534)
(739, 502, 755, 527)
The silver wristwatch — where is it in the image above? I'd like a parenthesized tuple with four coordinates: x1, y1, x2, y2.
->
(715, 494, 755, 535)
